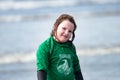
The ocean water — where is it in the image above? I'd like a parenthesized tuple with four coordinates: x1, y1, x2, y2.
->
(80, 52, 120, 80)
(0, 0, 120, 80)
(0, 53, 120, 80)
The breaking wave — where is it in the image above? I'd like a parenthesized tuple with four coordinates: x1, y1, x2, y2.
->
(0, 47, 120, 64)
(0, 0, 120, 22)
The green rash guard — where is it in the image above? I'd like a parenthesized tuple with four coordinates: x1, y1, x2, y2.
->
(36, 36, 80, 80)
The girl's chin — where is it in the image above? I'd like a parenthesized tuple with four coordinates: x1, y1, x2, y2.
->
(59, 39, 68, 43)
(54, 36, 69, 43)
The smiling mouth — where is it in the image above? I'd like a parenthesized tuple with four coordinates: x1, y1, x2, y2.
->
(62, 35, 68, 38)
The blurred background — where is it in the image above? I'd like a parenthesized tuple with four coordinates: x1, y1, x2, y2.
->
(0, 0, 120, 80)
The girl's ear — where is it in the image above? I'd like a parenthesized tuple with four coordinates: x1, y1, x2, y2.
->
(69, 33, 73, 41)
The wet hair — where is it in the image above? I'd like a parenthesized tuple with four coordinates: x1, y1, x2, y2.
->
(51, 14, 77, 42)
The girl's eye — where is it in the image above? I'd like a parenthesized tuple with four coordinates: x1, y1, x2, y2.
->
(69, 30, 72, 33)
(62, 27, 66, 30)
(69, 31, 72, 33)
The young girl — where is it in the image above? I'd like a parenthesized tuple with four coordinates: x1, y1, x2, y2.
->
(36, 14, 84, 80)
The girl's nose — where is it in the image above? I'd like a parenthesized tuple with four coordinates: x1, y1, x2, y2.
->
(65, 30, 69, 35)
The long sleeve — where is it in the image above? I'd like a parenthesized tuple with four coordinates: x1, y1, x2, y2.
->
(75, 70, 84, 80)
(37, 70, 47, 80)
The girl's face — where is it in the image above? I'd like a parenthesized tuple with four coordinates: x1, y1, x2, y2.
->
(55, 20, 74, 43)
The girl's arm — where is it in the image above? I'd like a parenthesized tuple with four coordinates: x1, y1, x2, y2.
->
(37, 70, 47, 80)
(75, 70, 84, 80)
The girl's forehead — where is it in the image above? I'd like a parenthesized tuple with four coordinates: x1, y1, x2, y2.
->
(59, 20, 74, 27)
(58, 20, 75, 30)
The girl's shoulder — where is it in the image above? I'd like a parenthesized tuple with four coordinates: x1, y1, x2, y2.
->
(67, 41, 76, 48)
(39, 36, 54, 50)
